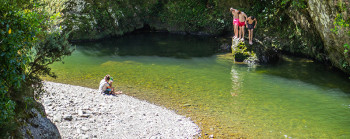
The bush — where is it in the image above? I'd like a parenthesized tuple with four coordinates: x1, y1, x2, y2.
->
(0, 0, 73, 136)
(160, 0, 227, 34)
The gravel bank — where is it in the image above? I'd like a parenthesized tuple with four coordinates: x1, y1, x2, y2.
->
(40, 81, 200, 138)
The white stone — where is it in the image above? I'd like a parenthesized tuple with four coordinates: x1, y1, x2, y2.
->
(53, 114, 61, 123)
(78, 109, 84, 116)
(40, 81, 200, 138)
(81, 126, 89, 131)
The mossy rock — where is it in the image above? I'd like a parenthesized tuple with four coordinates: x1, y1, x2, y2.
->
(232, 41, 256, 62)
(234, 52, 250, 62)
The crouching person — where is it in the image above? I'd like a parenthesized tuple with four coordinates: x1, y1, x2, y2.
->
(99, 74, 122, 95)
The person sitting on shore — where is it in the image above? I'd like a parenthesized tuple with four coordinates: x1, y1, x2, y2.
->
(246, 16, 257, 45)
(99, 75, 122, 95)
(99, 75, 111, 94)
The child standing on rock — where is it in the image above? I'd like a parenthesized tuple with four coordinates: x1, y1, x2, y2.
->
(230, 8, 240, 39)
(238, 11, 248, 41)
(246, 16, 257, 45)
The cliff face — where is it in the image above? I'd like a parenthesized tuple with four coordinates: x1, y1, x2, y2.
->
(285, 0, 350, 73)
(306, 0, 350, 73)
(284, 6, 326, 61)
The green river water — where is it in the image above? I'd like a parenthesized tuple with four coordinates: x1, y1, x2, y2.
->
(44, 33, 350, 138)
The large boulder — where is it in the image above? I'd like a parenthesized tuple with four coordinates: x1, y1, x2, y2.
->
(306, 0, 350, 73)
(285, 0, 350, 73)
(21, 108, 61, 139)
(252, 39, 280, 64)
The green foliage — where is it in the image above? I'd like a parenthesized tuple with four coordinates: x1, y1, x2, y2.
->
(160, 0, 227, 34)
(344, 44, 350, 55)
(0, 98, 16, 131)
(27, 32, 73, 83)
(342, 61, 349, 69)
(23, 97, 34, 110)
(0, 0, 42, 133)
(281, 0, 307, 9)
(0, 0, 73, 136)
(62, 0, 157, 39)
(62, 0, 229, 39)
(332, 13, 350, 34)
(332, 1, 350, 73)
(248, 0, 305, 32)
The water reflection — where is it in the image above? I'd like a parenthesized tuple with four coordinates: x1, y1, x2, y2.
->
(230, 66, 241, 97)
(75, 33, 219, 58)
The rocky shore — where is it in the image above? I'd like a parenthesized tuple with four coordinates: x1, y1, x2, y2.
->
(40, 81, 200, 138)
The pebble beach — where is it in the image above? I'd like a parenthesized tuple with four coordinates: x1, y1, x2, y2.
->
(40, 81, 201, 138)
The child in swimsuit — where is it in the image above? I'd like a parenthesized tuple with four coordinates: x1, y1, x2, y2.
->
(230, 8, 239, 39)
(107, 80, 114, 94)
(107, 77, 122, 95)
(245, 16, 257, 45)
(238, 11, 247, 41)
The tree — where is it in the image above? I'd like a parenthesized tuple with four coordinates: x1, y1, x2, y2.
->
(0, 0, 73, 136)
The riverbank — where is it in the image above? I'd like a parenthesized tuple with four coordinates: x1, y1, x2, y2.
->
(40, 81, 200, 138)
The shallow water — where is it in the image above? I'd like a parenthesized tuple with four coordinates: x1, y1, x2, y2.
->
(44, 33, 350, 138)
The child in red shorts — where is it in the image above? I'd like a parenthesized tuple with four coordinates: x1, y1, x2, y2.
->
(238, 11, 248, 41)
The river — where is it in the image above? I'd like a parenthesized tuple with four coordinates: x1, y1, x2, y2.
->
(44, 32, 350, 138)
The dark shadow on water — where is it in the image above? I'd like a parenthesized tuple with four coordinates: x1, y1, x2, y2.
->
(74, 32, 220, 59)
(255, 56, 350, 94)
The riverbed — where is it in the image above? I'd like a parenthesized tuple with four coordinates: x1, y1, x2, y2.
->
(43, 32, 350, 138)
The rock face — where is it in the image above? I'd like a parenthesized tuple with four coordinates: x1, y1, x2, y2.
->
(21, 108, 61, 139)
(40, 81, 200, 138)
(252, 39, 280, 64)
(306, 0, 350, 73)
(231, 38, 279, 64)
(285, 6, 326, 61)
(285, 0, 350, 73)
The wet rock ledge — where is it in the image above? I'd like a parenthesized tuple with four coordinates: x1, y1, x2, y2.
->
(40, 81, 200, 138)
